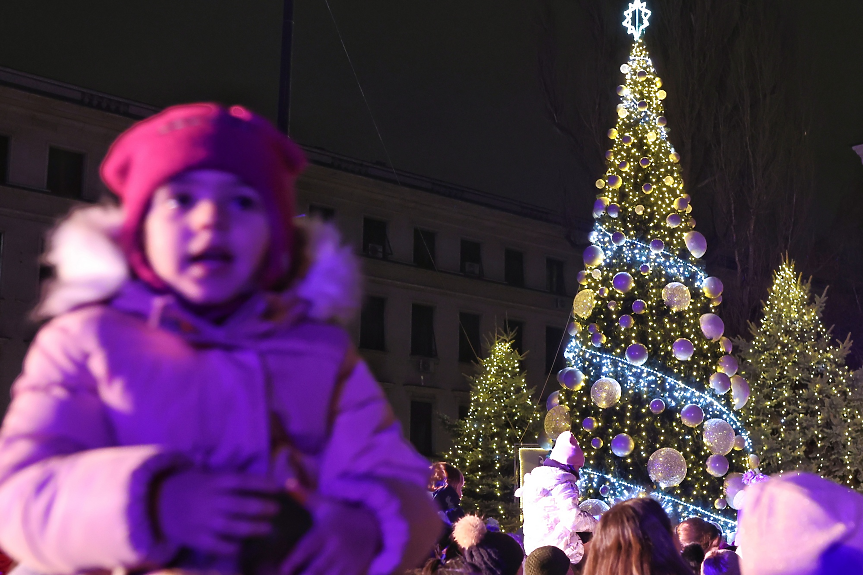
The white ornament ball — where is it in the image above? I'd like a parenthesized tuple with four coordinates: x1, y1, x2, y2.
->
(558, 368, 584, 390)
(703, 277, 724, 298)
(591, 378, 622, 409)
(749, 454, 760, 469)
(612, 232, 627, 246)
(650, 239, 665, 253)
(613, 272, 634, 293)
(619, 315, 634, 328)
(685, 231, 707, 258)
(666, 214, 682, 228)
(717, 355, 739, 376)
(672, 338, 694, 361)
(706, 454, 730, 477)
(663, 282, 692, 312)
(680, 404, 705, 427)
(733, 435, 746, 451)
(582, 417, 597, 431)
(648, 448, 688, 488)
(583, 246, 605, 267)
(611, 433, 635, 457)
(649, 398, 666, 414)
(731, 376, 750, 409)
(703, 419, 736, 455)
(625, 343, 649, 366)
(674, 196, 690, 210)
(591, 269, 602, 279)
(715, 498, 728, 510)
(720, 337, 733, 354)
(593, 198, 609, 217)
(733, 491, 747, 510)
(577, 271, 588, 285)
(546, 391, 560, 410)
(724, 473, 745, 509)
(632, 300, 647, 314)
(709, 372, 732, 395)
(573, 289, 597, 319)
(579, 499, 611, 518)
(607, 204, 620, 218)
(700, 314, 725, 341)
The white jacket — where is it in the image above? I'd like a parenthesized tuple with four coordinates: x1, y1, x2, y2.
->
(519, 465, 598, 563)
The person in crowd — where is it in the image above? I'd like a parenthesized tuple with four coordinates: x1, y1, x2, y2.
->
(736, 472, 863, 574)
(676, 517, 723, 555)
(0, 103, 441, 575)
(681, 543, 705, 574)
(581, 497, 694, 575)
(525, 546, 573, 575)
(420, 515, 524, 575)
(518, 432, 598, 564)
(700, 550, 740, 575)
(430, 462, 466, 525)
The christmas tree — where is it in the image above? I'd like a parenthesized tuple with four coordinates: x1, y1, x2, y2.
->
(550, 1, 755, 533)
(734, 259, 863, 487)
(444, 331, 539, 531)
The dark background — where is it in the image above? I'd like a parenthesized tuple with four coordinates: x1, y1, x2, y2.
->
(2, 0, 862, 356)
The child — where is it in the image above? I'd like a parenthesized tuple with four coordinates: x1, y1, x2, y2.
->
(429, 462, 466, 526)
(518, 432, 597, 564)
(420, 516, 524, 575)
(0, 103, 440, 575)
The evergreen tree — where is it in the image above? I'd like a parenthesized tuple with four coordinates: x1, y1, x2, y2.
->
(734, 259, 863, 487)
(444, 331, 539, 531)
(554, 2, 754, 533)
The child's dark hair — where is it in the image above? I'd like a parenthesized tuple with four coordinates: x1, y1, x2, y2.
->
(429, 462, 464, 491)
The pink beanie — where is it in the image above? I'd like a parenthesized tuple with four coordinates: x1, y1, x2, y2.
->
(737, 472, 863, 575)
(100, 102, 307, 289)
(549, 431, 585, 469)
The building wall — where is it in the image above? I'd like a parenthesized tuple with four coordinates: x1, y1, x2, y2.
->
(0, 71, 588, 455)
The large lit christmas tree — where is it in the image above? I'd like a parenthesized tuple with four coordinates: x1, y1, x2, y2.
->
(445, 331, 539, 531)
(548, 1, 755, 532)
(735, 259, 863, 487)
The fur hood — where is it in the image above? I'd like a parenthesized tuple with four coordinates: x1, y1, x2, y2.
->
(38, 204, 362, 324)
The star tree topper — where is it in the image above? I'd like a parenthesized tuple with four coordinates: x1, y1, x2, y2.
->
(623, 0, 652, 40)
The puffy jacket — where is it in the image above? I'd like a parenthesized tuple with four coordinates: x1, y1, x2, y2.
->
(518, 466, 597, 564)
(0, 206, 440, 575)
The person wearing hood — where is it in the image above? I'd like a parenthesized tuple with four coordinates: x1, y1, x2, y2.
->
(517, 432, 597, 565)
(0, 103, 440, 575)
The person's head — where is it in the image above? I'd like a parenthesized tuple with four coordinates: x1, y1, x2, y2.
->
(549, 431, 585, 471)
(582, 497, 693, 575)
(430, 462, 465, 496)
(677, 517, 722, 553)
(701, 550, 740, 575)
(681, 543, 706, 573)
(452, 515, 525, 575)
(101, 103, 306, 307)
(737, 472, 863, 575)
(525, 546, 573, 575)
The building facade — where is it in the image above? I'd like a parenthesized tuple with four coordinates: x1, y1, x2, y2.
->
(0, 67, 589, 456)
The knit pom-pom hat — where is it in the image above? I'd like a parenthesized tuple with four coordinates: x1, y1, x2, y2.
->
(549, 431, 585, 469)
(100, 102, 306, 290)
(452, 515, 524, 575)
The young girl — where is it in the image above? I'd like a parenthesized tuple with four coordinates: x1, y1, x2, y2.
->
(429, 462, 465, 526)
(0, 103, 440, 575)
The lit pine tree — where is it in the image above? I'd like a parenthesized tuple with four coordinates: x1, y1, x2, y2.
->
(553, 1, 755, 533)
(734, 259, 863, 487)
(444, 331, 539, 531)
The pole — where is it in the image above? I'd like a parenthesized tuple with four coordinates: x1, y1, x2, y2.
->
(277, 0, 295, 134)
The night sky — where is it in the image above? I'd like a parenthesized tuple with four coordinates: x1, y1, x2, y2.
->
(2, 0, 863, 341)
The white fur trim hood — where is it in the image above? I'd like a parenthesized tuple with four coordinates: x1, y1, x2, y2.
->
(38, 204, 363, 324)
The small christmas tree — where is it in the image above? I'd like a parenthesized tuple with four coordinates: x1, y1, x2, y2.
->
(554, 1, 755, 533)
(444, 331, 539, 531)
(734, 259, 863, 487)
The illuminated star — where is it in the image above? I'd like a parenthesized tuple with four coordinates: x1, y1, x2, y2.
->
(623, 0, 652, 40)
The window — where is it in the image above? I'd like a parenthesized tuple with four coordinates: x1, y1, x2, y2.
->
(410, 400, 434, 456)
(504, 249, 525, 287)
(546, 326, 566, 374)
(413, 228, 436, 269)
(460, 240, 483, 277)
(0, 135, 9, 184)
(505, 319, 524, 355)
(411, 304, 437, 357)
(308, 204, 335, 221)
(47, 147, 85, 199)
(359, 296, 386, 351)
(458, 312, 481, 362)
(362, 218, 392, 259)
(546, 258, 566, 295)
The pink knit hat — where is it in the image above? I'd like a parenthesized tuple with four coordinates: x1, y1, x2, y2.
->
(549, 431, 585, 469)
(100, 102, 307, 289)
(737, 472, 863, 575)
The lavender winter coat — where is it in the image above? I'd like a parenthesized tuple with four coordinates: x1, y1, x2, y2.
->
(0, 206, 439, 574)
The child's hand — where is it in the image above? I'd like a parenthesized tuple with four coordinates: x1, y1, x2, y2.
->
(279, 499, 381, 575)
(155, 470, 281, 555)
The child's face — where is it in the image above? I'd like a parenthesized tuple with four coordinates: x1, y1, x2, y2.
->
(143, 169, 271, 306)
